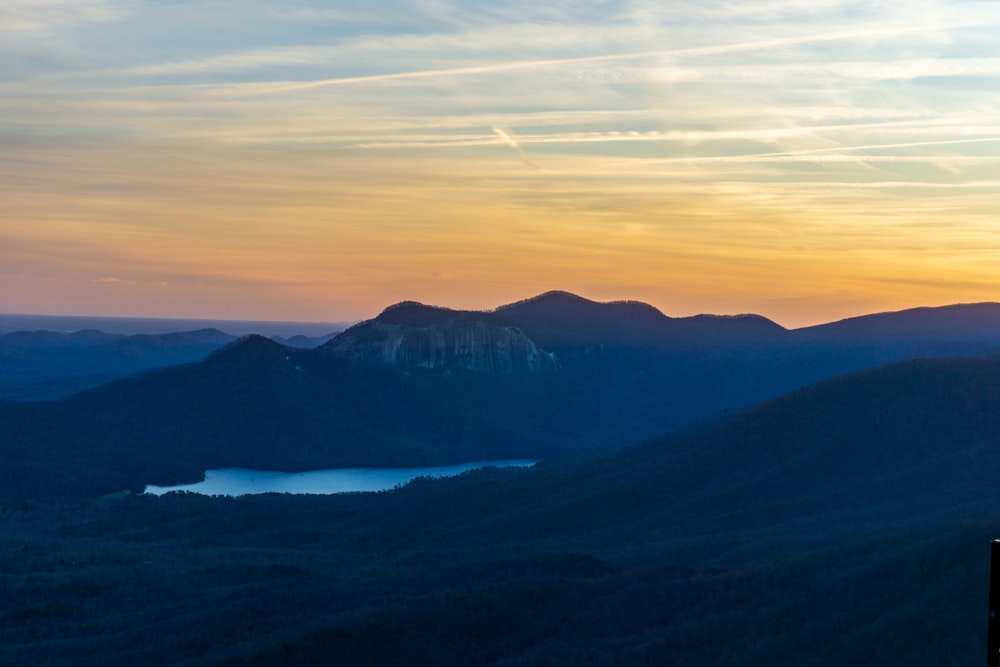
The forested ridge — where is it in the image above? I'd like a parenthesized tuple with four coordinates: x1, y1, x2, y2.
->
(1, 488, 993, 666)
(5, 354, 1000, 664)
(6, 295, 1000, 664)
(6, 295, 1000, 505)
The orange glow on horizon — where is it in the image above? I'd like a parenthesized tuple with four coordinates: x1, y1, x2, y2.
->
(3, 5, 1000, 328)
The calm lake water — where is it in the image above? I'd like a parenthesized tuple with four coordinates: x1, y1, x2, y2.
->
(143, 460, 536, 496)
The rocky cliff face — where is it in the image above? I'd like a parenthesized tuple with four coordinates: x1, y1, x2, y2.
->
(323, 303, 557, 374)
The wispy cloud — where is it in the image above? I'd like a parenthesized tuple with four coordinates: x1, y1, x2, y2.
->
(5, 0, 1000, 322)
(92, 276, 136, 285)
(338, 121, 1000, 150)
(491, 126, 539, 169)
(184, 21, 987, 97)
(0, 0, 122, 35)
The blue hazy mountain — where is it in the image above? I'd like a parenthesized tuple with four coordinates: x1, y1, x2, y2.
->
(0, 313, 350, 337)
(4, 292, 1000, 504)
(795, 302, 1000, 342)
(0, 328, 237, 404)
(0, 324, 346, 404)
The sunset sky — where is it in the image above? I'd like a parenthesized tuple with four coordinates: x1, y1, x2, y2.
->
(3, 0, 1000, 327)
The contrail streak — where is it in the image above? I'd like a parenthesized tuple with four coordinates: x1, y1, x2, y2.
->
(208, 22, 980, 97)
(491, 126, 539, 170)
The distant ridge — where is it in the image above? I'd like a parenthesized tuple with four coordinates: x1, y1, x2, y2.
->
(795, 302, 1000, 342)
(7, 290, 1000, 503)
(0, 313, 350, 337)
(0, 318, 349, 403)
(496, 290, 784, 348)
(0, 328, 122, 348)
(0, 328, 244, 404)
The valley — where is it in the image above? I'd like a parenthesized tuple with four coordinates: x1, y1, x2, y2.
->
(3, 292, 1000, 665)
(5, 292, 1000, 504)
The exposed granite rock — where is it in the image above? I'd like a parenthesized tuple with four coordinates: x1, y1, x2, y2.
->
(323, 303, 557, 374)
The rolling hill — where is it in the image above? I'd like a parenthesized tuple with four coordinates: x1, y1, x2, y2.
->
(4, 292, 1000, 504)
(0, 326, 347, 405)
(5, 351, 1000, 665)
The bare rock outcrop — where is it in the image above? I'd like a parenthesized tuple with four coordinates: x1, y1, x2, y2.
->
(323, 302, 557, 374)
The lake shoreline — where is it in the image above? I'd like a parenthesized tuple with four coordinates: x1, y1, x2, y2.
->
(144, 460, 537, 497)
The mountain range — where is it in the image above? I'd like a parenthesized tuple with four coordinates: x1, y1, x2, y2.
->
(3, 291, 1000, 504)
(4, 291, 1000, 665)
(0, 327, 342, 405)
(5, 329, 1000, 664)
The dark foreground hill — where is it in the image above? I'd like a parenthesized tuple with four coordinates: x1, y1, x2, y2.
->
(252, 353, 1000, 566)
(2, 493, 993, 667)
(5, 353, 1000, 665)
(5, 293, 1000, 503)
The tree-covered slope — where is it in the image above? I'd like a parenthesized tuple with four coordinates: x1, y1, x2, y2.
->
(5, 294, 1000, 505)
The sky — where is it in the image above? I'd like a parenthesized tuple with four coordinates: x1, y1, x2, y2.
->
(2, 0, 1000, 328)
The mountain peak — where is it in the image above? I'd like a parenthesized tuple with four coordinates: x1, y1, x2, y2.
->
(494, 291, 670, 348)
(498, 290, 593, 308)
(208, 334, 291, 364)
(375, 301, 492, 327)
(496, 290, 662, 315)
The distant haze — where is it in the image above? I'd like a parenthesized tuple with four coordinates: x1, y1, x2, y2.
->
(0, 314, 350, 338)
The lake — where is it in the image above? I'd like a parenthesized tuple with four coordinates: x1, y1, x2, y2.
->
(143, 460, 536, 496)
